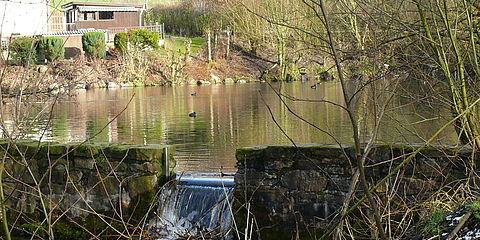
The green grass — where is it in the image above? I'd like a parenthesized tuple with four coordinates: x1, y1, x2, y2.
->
(163, 36, 205, 55)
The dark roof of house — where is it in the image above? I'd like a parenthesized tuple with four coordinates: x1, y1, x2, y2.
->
(61, 1, 145, 10)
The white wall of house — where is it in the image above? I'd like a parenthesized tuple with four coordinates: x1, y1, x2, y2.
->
(0, 0, 48, 37)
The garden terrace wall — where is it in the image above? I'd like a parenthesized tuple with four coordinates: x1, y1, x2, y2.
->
(1, 141, 174, 224)
(234, 144, 474, 240)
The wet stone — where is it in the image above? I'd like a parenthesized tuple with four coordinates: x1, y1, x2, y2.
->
(126, 175, 158, 198)
(75, 158, 95, 169)
(68, 170, 83, 183)
(280, 170, 327, 192)
(87, 173, 122, 197)
(129, 162, 160, 174)
(51, 163, 68, 184)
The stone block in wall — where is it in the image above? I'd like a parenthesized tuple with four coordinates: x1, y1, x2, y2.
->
(95, 160, 129, 174)
(129, 162, 160, 174)
(280, 170, 327, 192)
(5, 158, 41, 185)
(72, 144, 101, 158)
(74, 157, 95, 169)
(4, 141, 70, 160)
(126, 175, 158, 199)
(87, 173, 122, 197)
(102, 144, 166, 162)
(40, 142, 71, 156)
(234, 168, 278, 190)
(36, 156, 68, 170)
(64, 181, 86, 195)
(51, 163, 68, 184)
(4, 183, 38, 215)
(4, 140, 43, 158)
(402, 177, 437, 196)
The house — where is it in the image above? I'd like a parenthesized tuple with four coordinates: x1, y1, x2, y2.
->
(61, 2, 145, 31)
(0, 0, 48, 37)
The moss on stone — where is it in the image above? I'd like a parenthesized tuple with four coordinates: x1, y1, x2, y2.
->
(42, 143, 70, 156)
(72, 144, 102, 158)
(103, 143, 136, 160)
(52, 220, 88, 239)
(128, 187, 158, 220)
(8, 140, 42, 158)
(134, 145, 167, 162)
(127, 175, 158, 197)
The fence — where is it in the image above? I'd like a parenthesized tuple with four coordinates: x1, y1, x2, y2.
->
(48, 12, 65, 32)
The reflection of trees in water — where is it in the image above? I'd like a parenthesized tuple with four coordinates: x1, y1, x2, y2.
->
(5, 82, 457, 172)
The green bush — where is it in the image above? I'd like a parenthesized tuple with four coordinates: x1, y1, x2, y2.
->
(114, 32, 129, 54)
(39, 36, 64, 62)
(424, 209, 448, 235)
(82, 31, 105, 58)
(129, 29, 160, 49)
(468, 198, 480, 219)
(143, 4, 216, 37)
(10, 37, 38, 66)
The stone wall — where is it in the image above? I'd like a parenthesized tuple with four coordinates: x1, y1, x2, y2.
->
(234, 144, 474, 240)
(0, 140, 174, 237)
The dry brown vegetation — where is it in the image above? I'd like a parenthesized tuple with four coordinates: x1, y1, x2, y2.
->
(0, 42, 270, 97)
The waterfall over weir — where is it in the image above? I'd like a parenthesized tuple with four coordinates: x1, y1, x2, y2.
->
(152, 174, 235, 239)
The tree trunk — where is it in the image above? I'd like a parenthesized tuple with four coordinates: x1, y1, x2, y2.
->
(184, 39, 192, 62)
(226, 29, 231, 58)
(207, 29, 212, 62)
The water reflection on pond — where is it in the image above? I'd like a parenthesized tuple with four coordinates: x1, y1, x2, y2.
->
(18, 82, 457, 173)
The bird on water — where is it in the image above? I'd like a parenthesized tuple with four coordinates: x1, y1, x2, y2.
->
(188, 112, 197, 117)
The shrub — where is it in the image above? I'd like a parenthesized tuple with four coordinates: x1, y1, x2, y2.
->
(39, 37, 64, 62)
(10, 37, 38, 66)
(143, 3, 215, 37)
(114, 32, 129, 54)
(129, 29, 160, 49)
(468, 198, 480, 219)
(424, 209, 448, 235)
(82, 31, 105, 58)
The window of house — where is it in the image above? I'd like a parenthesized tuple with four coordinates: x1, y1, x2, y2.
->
(66, 12, 72, 23)
(99, 11, 114, 20)
(82, 12, 96, 21)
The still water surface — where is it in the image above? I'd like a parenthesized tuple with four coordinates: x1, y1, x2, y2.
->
(17, 82, 457, 173)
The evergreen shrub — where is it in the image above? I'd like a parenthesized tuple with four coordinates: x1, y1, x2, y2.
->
(129, 29, 160, 49)
(82, 31, 105, 58)
(10, 37, 38, 66)
(39, 36, 64, 62)
(114, 32, 129, 54)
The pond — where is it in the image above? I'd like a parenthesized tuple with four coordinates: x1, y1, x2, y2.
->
(8, 82, 457, 173)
